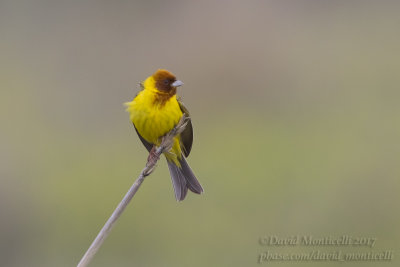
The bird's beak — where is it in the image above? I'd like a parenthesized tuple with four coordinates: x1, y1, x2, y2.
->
(172, 80, 184, 87)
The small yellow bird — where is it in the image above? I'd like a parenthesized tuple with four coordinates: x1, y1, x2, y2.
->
(125, 69, 203, 201)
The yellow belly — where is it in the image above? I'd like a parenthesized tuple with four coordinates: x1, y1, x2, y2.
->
(126, 89, 183, 164)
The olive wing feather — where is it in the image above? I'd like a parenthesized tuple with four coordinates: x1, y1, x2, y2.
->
(178, 100, 193, 157)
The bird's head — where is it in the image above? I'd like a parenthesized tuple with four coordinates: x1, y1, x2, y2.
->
(151, 69, 183, 93)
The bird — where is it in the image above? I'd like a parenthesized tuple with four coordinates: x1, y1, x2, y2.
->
(125, 69, 203, 201)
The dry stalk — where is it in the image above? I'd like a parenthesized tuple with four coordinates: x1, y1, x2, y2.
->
(77, 115, 189, 267)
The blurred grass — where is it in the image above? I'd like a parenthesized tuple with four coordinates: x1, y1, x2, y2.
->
(1, 1, 400, 266)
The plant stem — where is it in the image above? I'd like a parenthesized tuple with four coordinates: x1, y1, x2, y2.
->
(77, 115, 188, 267)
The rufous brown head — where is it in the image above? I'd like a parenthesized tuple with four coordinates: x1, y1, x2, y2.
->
(152, 69, 183, 93)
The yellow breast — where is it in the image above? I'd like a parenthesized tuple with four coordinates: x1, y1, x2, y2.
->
(125, 88, 183, 145)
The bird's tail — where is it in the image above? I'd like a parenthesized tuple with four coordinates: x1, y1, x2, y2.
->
(167, 156, 203, 201)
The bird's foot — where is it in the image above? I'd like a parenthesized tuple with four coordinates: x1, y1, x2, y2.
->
(147, 146, 160, 167)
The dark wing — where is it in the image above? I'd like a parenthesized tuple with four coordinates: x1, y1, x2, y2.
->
(134, 125, 153, 152)
(178, 100, 193, 157)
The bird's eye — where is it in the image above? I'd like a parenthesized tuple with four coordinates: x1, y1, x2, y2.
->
(163, 79, 169, 85)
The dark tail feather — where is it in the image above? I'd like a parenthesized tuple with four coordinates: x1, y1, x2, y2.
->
(167, 156, 203, 201)
(167, 160, 188, 201)
(179, 156, 203, 194)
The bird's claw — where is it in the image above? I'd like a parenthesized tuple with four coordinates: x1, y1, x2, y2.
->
(147, 146, 160, 167)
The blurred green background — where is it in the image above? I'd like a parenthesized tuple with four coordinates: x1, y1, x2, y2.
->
(1, 1, 399, 266)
